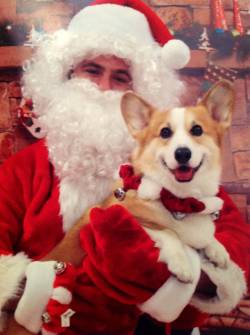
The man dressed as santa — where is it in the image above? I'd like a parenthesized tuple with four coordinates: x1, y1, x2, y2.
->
(0, 1, 249, 335)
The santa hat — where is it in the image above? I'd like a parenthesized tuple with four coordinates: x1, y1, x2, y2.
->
(69, 0, 190, 70)
(22, 0, 189, 110)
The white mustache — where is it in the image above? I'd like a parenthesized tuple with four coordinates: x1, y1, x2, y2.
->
(40, 78, 134, 180)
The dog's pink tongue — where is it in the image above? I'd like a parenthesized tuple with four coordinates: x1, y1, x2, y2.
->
(174, 166, 194, 182)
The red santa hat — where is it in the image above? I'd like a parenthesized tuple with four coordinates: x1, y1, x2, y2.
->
(68, 0, 190, 70)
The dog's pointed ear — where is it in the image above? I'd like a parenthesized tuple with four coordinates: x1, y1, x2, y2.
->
(121, 92, 153, 138)
(199, 80, 234, 129)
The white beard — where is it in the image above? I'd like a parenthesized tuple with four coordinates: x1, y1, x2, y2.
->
(39, 79, 134, 231)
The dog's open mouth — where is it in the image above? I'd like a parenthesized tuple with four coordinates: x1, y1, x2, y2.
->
(161, 157, 203, 183)
(173, 165, 196, 182)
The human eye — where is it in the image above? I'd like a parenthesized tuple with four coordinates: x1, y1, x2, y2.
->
(113, 71, 132, 84)
(82, 65, 102, 76)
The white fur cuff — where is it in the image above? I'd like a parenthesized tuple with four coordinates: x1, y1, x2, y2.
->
(191, 257, 247, 314)
(0, 253, 31, 330)
(138, 246, 201, 322)
(15, 261, 57, 333)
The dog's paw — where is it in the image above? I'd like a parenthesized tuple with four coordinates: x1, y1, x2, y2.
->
(137, 177, 161, 200)
(201, 197, 224, 215)
(204, 240, 230, 269)
(167, 255, 194, 283)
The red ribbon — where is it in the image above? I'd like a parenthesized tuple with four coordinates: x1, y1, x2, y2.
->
(160, 188, 205, 214)
(119, 164, 142, 191)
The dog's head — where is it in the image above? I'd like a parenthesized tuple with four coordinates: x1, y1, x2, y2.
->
(121, 80, 234, 198)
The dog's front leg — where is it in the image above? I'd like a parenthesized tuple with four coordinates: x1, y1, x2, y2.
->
(203, 238, 230, 269)
(145, 228, 194, 283)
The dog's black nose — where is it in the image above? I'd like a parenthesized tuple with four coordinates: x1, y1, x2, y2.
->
(175, 147, 192, 164)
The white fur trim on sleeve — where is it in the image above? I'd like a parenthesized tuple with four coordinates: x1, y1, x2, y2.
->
(138, 246, 201, 322)
(0, 253, 31, 330)
(191, 257, 247, 314)
(15, 261, 57, 333)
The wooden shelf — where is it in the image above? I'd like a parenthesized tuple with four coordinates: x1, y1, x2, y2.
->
(186, 50, 250, 69)
(0, 46, 249, 70)
(0, 46, 33, 68)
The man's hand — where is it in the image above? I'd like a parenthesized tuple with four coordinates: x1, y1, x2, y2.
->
(1, 317, 33, 335)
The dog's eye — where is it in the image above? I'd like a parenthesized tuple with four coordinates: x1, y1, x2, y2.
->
(190, 125, 203, 136)
(160, 127, 172, 139)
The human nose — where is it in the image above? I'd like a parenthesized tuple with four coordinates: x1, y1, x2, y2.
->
(98, 73, 111, 91)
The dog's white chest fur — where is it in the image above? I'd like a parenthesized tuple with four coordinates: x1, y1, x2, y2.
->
(138, 176, 229, 283)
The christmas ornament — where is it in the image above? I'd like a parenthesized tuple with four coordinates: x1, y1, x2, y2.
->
(233, 0, 250, 62)
(41, 262, 77, 335)
(198, 27, 213, 52)
(209, 0, 235, 58)
(17, 98, 47, 139)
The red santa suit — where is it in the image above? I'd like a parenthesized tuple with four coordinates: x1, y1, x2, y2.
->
(0, 140, 249, 335)
(0, 140, 199, 333)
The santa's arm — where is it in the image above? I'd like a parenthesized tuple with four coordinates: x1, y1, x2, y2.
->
(79, 205, 201, 320)
(215, 187, 250, 278)
(12, 205, 202, 334)
(0, 149, 81, 335)
(0, 161, 32, 332)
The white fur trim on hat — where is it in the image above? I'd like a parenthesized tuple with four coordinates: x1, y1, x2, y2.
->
(191, 256, 247, 314)
(139, 246, 201, 322)
(15, 261, 57, 334)
(0, 253, 31, 331)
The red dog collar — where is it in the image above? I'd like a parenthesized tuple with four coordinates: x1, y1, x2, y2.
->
(116, 164, 205, 215)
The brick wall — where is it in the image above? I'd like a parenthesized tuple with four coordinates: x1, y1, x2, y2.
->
(149, 0, 250, 222)
(0, 0, 249, 223)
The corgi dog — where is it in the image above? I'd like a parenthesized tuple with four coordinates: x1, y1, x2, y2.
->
(44, 80, 234, 284)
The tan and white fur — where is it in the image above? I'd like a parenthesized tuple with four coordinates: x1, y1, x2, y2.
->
(41, 80, 234, 286)
(113, 80, 233, 283)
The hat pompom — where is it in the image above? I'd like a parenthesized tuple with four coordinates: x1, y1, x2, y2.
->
(161, 39, 190, 69)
